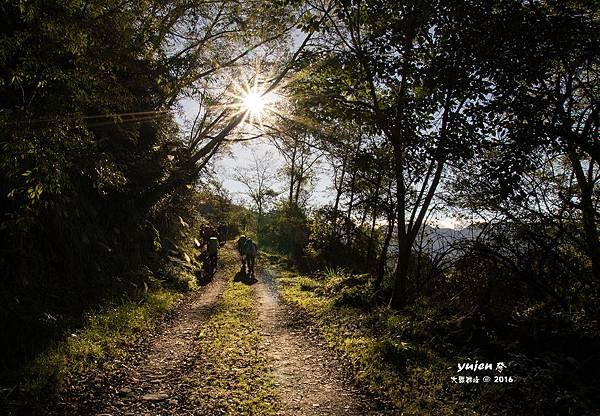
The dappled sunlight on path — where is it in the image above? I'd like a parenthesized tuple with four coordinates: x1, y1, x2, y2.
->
(254, 266, 390, 415)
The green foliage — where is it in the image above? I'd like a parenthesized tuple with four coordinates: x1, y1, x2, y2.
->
(446, 220, 599, 323)
(276, 267, 600, 415)
(318, 269, 375, 308)
(20, 290, 180, 407)
(447, 0, 600, 297)
(0, 0, 219, 377)
(305, 206, 374, 272)
(276, 271, 454, 415)
(261, 201, 309, 261)
(1, 0, 599, 412)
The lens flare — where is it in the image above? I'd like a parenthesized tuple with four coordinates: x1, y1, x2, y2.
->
(243, 91, 266, 116)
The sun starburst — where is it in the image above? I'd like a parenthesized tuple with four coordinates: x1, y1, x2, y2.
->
(236, 82, 279, 128)
(243, 90, 266, 116)
(197, 60, 301, 134)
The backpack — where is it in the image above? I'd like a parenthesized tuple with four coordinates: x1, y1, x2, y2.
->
(237, 235, 247, 251)
(207, 236, 219, 254)
(244, 239, 257, 257)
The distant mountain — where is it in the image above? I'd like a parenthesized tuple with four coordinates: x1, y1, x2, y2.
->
(416, 225, 481, 253)
(385, 224, 481, 265)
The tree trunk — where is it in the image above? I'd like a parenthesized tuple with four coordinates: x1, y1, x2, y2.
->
(331, 156, 346, 240)
(390, 141, 408, 308)
(288, 145, 297, 205)
(359, 207, 368, 230)
(375, 213, 394, 289)
(366, 174, 383, 267)
(345, 137, 363, 245)
(390, 238, 411, 308)
(346, 171, 357, 237)
(366, 210, 377, 267)
(294, 171, 303, 205)
(257, 203, 263, 243)
(569, 151, 600, 283)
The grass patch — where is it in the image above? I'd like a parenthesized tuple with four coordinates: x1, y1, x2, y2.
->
(275, 271, 478, 416)
(275, 267, 600, 415)
(187, 250, 279, 415)
(20, 289, 181, 406)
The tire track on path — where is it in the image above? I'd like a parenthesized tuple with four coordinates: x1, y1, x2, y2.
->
(254, 265, 389, 416)
(88, 246, 230, 416)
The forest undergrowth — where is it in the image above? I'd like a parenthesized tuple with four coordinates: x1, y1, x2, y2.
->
(270, 254, 600, 416)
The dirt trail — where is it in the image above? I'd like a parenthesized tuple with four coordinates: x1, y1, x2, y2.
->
(254, 266, 388, 415)
(89, 252, 229, 416)
(52, 243, 389, 415)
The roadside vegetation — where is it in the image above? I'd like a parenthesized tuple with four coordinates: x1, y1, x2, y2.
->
(16, 290, 181, 414)
(275, 267, 598, 416)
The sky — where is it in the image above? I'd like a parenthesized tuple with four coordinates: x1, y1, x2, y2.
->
(213, 140, 335, 207)
(177, 98, 335, 208)
(170, 10, 465, 230)
(176, 87, 461, 230)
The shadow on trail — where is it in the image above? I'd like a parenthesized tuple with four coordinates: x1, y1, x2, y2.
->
(258, 267, 281, 303)
(196, 271, 213, 287)
(195, 252, 216, 286)
(234, 268, 257, 285)
(254, 265, 388, 415)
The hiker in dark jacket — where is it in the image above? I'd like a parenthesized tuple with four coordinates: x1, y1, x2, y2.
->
(237, 235, 247, 270)
(244, 238, 257, 277)
(207, 236, 219, 274)
(217, 222, 228, 245)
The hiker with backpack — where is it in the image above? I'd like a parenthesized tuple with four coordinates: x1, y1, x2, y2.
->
(237, 235, 247, 271)
(207, 236, 219, 275)
(243, 238, 257, 277)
